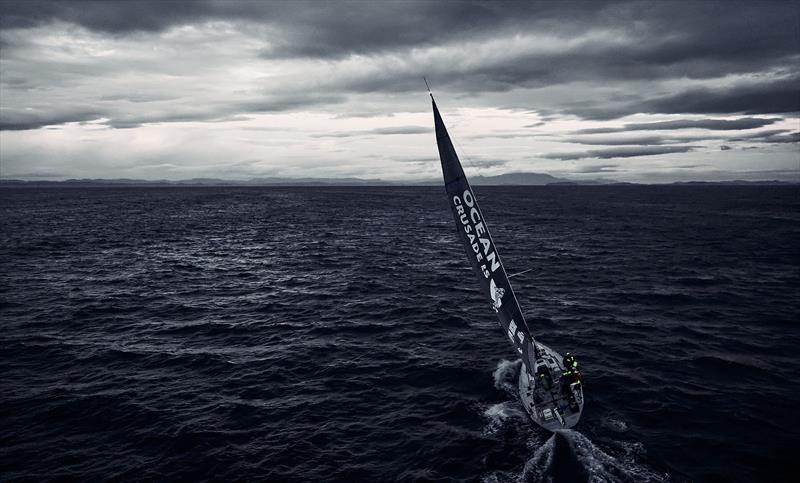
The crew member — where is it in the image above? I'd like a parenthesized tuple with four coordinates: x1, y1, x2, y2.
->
(559, 353, 582, 411)
(561, 353, 582, 384)
(536, 364, 553, 390)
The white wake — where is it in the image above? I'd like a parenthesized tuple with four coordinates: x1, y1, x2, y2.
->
(482, 360, 669, 483)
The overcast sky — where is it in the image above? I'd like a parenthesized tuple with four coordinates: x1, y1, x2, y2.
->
(1, 0, 798, 182)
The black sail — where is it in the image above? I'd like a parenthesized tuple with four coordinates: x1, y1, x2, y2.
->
(432, 97, 537, 373)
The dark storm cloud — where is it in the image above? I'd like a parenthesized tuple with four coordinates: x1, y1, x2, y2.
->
(642, 76, 800, 117)
(565, 135, 682, 146)
(0, 0, 220, 32)
(544, 145, 696, 160)
(0, 108, 102, 130)
(566, 128, 800, 146)
(0, 1, 605, 51)
(575, 117, 782, 134)
(3, 1, 797, 72)
(565, 75, 800, 120)
(0, 0, 797, 133)
(310, 0, 799, 121)
(265, 1, 799, 102)
(0, 94, 346, 131)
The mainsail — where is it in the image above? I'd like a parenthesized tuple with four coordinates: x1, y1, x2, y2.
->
(432, 96, 537, 373)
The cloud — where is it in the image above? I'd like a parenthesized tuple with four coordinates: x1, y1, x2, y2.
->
(2, 1, 798, 131)
(0, 0, 224, 33)
(370, 126, 431, 135)
(564, 135, 685, 146)
(466, 158, 509, 168)
(0, 92, 347, 131)
(0, 2, 610, 59)
(575, 117, 781, 134)
(1, 1, 798, 182)
(393, 156, 436, 164)
(238, 95, 349, 114)
(0, 108, 102, 130)
(469, 132, 541, 139)
(2, 170, 69, 178)
(728, 130, 800, 143)
(565, 75, 800, 120)
(3, 1, 798, 76)
(544, 145, 697, 160)
(642, 76, 800, 116)
(566, 124, 799, 148)
(313, 125, 431, 138)
(574, 163, 619, 173)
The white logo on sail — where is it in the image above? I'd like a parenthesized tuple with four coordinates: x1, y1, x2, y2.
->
(490, 278, 505, 311)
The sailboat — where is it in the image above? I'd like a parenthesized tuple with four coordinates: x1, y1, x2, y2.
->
(430, 92, 584, 431)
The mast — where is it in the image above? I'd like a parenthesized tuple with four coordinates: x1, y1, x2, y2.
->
(432, 95, 537, 373)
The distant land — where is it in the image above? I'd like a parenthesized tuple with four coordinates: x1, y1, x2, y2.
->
(0, 173, 797, 187)
(0, 177, 391, 187)
(0, 173, 584, 187)
(669, 180, 798, 185)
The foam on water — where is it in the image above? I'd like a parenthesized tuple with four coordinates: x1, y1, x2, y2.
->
(539, 430, 667, 483)
(493, 358, 522, 391)
(484, 361, 666, 483)
(485, 430, 669, 483)
(601, 417, 629, 433)
(483, 401, 526, 435)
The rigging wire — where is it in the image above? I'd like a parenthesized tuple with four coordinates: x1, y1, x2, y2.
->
(508, 268, 535, 278)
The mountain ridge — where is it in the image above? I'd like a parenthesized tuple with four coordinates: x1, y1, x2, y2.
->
(1, 173, 796, 187)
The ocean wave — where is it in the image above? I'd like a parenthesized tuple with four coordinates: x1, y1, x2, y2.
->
(493, 359, 522, 391)
(2, 185, 798, 481)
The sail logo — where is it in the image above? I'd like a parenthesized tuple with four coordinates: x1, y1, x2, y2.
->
(452, 190, 501, 278)
(507, 319, 525, 353)
(490, 278, 505, 311)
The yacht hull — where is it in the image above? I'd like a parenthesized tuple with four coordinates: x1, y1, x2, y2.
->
(518, 342, 584, 431)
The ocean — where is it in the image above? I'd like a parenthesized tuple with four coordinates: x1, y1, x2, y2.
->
(1, 185, 798, 482)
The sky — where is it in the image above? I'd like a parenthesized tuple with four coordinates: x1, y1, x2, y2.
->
(0, 0, 798, 183)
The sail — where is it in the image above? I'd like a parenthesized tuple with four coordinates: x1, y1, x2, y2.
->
(432, 96, 537, 373)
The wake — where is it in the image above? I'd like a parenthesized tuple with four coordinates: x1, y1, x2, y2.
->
(483, 360, 669, 483)
(512, 430, 669, 483)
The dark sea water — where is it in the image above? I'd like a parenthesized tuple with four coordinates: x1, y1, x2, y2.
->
(2, 185, 799, 482)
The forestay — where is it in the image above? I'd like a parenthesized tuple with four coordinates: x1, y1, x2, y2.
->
(432, 96, 537, 373)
